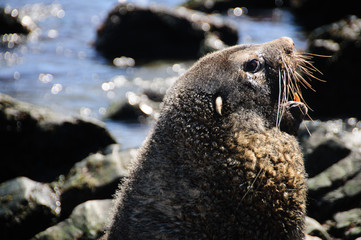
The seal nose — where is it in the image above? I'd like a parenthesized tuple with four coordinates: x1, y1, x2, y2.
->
(280, 37, 294, 46)
(279, 37, 295, 52)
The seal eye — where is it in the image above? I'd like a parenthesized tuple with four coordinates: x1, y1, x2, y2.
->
(244, 59, 261, 73)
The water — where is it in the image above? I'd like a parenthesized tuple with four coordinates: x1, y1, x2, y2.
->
(0, 0, 307, 149)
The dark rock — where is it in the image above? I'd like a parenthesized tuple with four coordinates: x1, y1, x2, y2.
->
(299, 120, 355, 179)
(182, 0, 285, 13)
(33, 199, 112, 240)
(289, 0, 361, 30)
(106, 92, 162, 122)
(0, 93, 116, 183)
(0, 177, 60, 239)
(95, 3, 238, 62)
(0, 7, 29, 35)
(143, 89, 165, 102)
(60, 145, 136, 218)
(305, 138, 350, 178)
(304, 16, 361, 119)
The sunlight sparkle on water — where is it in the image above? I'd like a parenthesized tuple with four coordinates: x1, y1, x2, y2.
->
(113, 56, 135, 68)
(51, 83, 63, 94)
(126, 91, 140, 105)
(139, 103, 153, 115)
(47, 29, 58, 39)
(39, 73, 53, 83)
(80, 107, 92, 117)
(233, 7, 243, 17)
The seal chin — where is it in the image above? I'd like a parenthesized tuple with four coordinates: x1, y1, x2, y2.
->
(280, 101, 307, 136)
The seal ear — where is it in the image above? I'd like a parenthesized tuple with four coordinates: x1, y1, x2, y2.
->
(215, 96, 223, 116)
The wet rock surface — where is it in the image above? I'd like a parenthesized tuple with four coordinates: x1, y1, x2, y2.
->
(32, 199, 112, 240)
(0, 93, 116, 182)
(0, 177, 60, 239)
(95, 3, 238, 62)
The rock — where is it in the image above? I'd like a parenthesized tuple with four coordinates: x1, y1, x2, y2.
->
(33, 199, 112, 240)
(298, 119, 361, 222)
(60, 145, 137, 218)
(306, 216, 332, 240)
(298, 120, 353, 178)
(0, 93, 116, 183)
(0, 177, 60, 239)
(305, 235, 322, 240)
(289, 0, 361, 30)
(312, 171, 361, 222)
(0, 7, 30, 48)
(304, 138, 351, 178)
(299, 119, 361, 179)
(106, 91, 162, 122)
(0, 7, 29, 35)
(305, 16, 361, 119)
(329, 208, 361, 240)
(182, 0, 285, 13)
(95, 3, 238, 62)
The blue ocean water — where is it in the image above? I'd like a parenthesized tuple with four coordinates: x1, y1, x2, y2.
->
(0, 0, 307, 149)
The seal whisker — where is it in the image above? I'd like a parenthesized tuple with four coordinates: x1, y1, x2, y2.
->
(297, 51, 331, 58)
(298, 65, 325, 82)
(241, 167, 264, 201)
(276, 69, 284, 128)
(294, 72, 315, 91)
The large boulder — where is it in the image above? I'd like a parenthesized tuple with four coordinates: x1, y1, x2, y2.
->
(304, 16, 361, 119)
(0, 177, 60, 239)
(95, 3, 238, 62)
(0, 93, 116, 183)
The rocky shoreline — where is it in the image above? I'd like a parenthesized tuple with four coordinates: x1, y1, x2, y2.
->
(1, 1, 361, 239)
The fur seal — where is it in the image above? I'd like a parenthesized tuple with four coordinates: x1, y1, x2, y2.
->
(104, 37, 314, 239)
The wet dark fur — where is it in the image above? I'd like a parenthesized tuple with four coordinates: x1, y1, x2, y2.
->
(104, 38, 307, 240)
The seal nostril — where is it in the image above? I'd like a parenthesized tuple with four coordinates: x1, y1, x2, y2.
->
(285, 48, 294, 55)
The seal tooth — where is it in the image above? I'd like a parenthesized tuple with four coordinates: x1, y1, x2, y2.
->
(215, 96, 223, 116)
